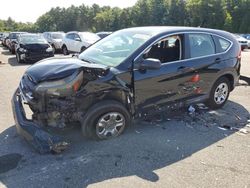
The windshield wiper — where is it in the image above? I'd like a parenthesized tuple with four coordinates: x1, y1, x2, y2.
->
(80, 58, 95, 64)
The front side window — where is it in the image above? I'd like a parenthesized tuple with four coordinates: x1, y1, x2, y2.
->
(188, 33, 215, 58)
(143, 35, 182, 63)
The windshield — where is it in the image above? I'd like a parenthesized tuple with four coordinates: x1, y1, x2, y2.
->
(19, 35, 47, 44)
(10, 33, 24, 39)
(52, 33, 65, 39)
(79, 30, 154, 67)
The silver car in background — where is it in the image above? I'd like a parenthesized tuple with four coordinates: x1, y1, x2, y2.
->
(234, 34, 248, 50)
(43, 32, 65, 53)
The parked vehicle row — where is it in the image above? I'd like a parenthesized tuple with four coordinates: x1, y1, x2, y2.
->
(1, 30, 107, 64)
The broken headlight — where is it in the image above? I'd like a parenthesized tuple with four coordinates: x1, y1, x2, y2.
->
(35, 71, 84, 96)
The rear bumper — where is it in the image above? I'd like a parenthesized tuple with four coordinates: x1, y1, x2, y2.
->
(11, 88, 69, 154)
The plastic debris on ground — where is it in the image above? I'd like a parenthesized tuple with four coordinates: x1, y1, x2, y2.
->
(188, 105, 196, 114)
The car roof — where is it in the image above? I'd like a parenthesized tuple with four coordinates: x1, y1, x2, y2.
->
(10, 32, 27, 34)
(44, 32, 65, 34)
(66, 31, 93, 34)
(119, 26, 232, 38)
(19, 33, 42, 37)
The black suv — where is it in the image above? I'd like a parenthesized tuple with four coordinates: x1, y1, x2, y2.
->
(12, 27, 241, 153)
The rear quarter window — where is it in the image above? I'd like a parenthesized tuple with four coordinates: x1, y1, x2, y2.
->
(212, 35, 232, 53)
(218, 38, 231, 52)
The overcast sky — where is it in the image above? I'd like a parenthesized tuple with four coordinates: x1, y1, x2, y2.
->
(0, 0, 137, 23)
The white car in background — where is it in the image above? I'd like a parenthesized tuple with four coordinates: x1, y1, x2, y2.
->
(61, 31, 100, 55)
(234, 34, 248, 50)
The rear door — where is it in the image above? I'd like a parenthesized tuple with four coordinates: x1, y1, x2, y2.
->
(133, 32, 220, 113)
(184, 33, 223, 96)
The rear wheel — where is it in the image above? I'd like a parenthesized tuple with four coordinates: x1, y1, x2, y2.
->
(206, 77, 230, 109)
(81, 100, 131, 140)
(62, 45, 69, 55)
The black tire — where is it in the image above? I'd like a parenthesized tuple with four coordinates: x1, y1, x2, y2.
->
(62, 45, 69, 55)
(16, 52, 24, 63)
(52, 44, 56, 54)
(81, 100, 131, 140)
(80, 46, 86, 53)
(206, 77, 231, 109)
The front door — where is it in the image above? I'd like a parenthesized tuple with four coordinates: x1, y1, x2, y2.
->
(133, 33, 213, 114)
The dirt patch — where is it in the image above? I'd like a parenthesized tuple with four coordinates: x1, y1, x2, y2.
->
(0, 153, 23, 174)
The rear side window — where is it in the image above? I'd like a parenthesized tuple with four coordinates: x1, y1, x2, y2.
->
(188, 33, 215, 58)
(218, 38, 231, 52)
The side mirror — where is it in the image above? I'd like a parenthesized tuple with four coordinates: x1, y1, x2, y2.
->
(139, 58, 161, 70)
(75, 37, 81, 42)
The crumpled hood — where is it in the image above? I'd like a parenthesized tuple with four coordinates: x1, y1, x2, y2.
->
(25, 57, 108, 83)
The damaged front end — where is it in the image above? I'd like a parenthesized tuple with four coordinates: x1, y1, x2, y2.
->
(11, 58, 110, 154)
(12, 89, 70, 154)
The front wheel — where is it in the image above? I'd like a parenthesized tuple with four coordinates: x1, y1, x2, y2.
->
(206, 77, 231, 109)
(81, 100, 131, 140)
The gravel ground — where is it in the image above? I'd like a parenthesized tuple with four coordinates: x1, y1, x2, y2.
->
(0, 45, 250, 188)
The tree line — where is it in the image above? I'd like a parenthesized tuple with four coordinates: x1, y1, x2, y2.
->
(1, 0, 250, 33)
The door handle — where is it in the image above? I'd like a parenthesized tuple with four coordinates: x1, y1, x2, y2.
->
(177, 66, 192, 73)
(215, 58, 221, 63)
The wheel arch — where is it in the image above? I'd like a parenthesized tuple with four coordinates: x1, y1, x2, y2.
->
(97, 89, 134, 115)
(215, 74, 235, 91)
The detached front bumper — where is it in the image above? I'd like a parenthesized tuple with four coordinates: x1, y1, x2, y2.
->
(11, 88, 69, 154)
